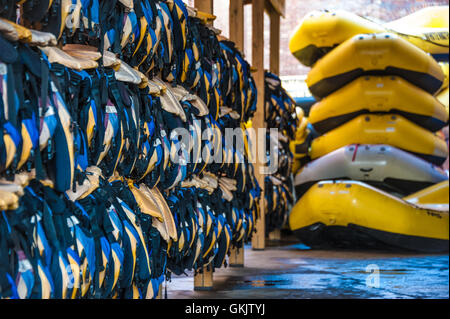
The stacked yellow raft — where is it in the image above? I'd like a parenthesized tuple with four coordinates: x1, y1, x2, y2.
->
(288, 6, 449, 252)
(289, 6, 449, 67)
(290, 180, 449, 252)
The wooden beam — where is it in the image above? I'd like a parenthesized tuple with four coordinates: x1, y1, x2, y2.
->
(229, 0, 245, 265)
(194, 0, 214, 26)
(194, 0, 214, 15)
(268, 229, 281, 240)
(251, 0, 266, 251)
(269, 7, 280, 75)
(229, 0, 245, 52)
(194, 265, 214, 291)
(268, 0, 285, 17)
(156, 284, 163, 299)
(244, 0, 285, 17)
(229, 245, 244, 267)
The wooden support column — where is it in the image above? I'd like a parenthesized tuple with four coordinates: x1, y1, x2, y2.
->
(194, 265, 214, 291)
(267, 3, 281, 241)
(194, 0, 214, 16)
(268, 229, 281, 240)
(156, 284, 163, 299)
(229, 0, 246, 266)
(229, 245, 244, 267)
(229, 0, 245, 52)
(251, 0, 266, 251)
(269, 7, 280, 75)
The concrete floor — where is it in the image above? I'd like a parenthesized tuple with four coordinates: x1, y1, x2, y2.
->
(166, 238, 449, 299)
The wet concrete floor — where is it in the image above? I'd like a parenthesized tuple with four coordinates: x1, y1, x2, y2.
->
(166, 238, 449, 299)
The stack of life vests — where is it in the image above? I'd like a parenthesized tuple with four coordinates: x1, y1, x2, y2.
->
(0, 0, 261, 299)
(263, 72, 299, 235)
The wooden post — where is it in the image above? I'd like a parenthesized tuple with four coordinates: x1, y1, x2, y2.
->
(194, 265, 214, 291)
(251, 0, 266, 251)
(229, 0, 245, 52)
(229, 245, 244, 267)
(268, 229, 281, 240)
(269, 7, 280, 75)
(229, 0, 246, 265)
(156, 284, 163, 299)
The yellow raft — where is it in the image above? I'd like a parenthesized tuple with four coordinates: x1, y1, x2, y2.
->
(439, 62, 449, 91)
(437, 87, 449, 115)
(309, 75, 448, 133)
(309, 114, 449, 166)
(385, 5, 449, 61)
(306, 33, 445, 99)
(290, 7, 449, 67)
(437, 62, 449, 115)
(404, 180, 449, 210)
(289, 180, 449, 252)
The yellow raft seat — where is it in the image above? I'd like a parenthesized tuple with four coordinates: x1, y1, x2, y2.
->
(309, 75, 448, 134)
(309, 114, 448, 166)
(306, 33, 445, 99)
(289, 180, 449, 252)
(290, 7, 449, 67)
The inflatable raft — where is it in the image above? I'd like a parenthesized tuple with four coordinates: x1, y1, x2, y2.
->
(289, 180, 449, 252)
(308, 76, 448, 134)
(309, 114, 449, 166)
(404, 180, 449, 211)
(295, 144, 448, 197)
(439, 62, 449, 91)
(384, 6, 449, 62)
(437, 87, 449, 115)
(306, 33, 445, 99)
(290, 7, 449, 67)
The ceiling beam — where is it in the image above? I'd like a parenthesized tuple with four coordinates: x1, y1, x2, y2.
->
(229, 0, 245, 52)
(268, 0, 285, 17)
(243, 0, 285, 17)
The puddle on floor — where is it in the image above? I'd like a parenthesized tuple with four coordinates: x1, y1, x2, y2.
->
(167, 243, 449, 299)
(239, 279, 291, 288)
